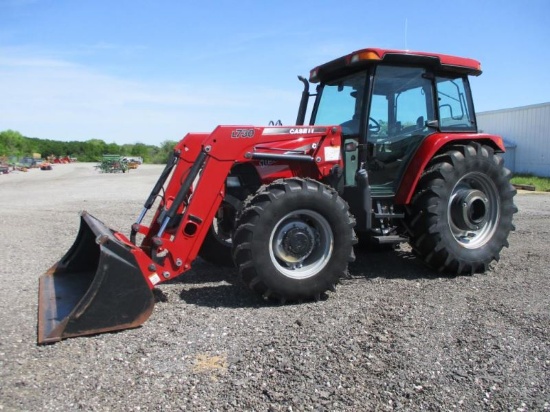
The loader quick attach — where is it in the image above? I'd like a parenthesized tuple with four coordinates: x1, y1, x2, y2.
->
(37, 47, 517, 344)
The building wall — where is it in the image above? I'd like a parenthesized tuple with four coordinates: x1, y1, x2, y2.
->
(476, 102, 550, 177)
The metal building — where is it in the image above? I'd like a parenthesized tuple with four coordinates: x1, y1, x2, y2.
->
(476, 102, 550, 177)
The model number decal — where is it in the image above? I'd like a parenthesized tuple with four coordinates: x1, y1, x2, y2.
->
(231, 129, 255, 138)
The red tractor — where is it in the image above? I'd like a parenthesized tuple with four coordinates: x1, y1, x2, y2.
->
(38, 48, 517, 343)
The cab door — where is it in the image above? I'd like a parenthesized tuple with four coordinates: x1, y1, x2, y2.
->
(366, 66, 435, 195)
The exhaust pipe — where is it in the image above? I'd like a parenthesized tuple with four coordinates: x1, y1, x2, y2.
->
(37, 211, 155, 344)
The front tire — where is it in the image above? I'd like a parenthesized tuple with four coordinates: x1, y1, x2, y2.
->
(232, 178, 356, 302)
(198, 200, 238, 266)
(405, 143, 517, 274)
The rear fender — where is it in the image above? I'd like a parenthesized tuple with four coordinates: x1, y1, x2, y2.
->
(395, 133, 505, 205)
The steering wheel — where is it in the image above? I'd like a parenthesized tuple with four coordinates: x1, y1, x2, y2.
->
(341, 117, 381, 134)
(368, 117, 380, 133)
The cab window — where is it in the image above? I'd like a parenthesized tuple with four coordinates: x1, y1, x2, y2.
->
(436, 76, 476, 131)
(314, 72, 367, 135)
(366, 65, 435, 191)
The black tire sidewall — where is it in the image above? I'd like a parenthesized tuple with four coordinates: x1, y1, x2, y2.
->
(248, 183, 352, 298)
(198, 224, 234, 266)
(409, 144, 516, 272)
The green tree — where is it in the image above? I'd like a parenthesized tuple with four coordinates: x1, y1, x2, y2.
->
(0, 130, 177, 163)
(84, 139, 107, 161)
(150, 140, 178, 164)
(130, 142, 150, 162)
(0, 130, 33, 156)
(105, 142, 121, 155)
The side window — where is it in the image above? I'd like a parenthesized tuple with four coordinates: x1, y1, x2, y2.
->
(436, 76, 476, 131)
(395, 85, 429, 133)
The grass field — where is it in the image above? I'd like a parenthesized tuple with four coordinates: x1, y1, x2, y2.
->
(511, 174, 550, 192)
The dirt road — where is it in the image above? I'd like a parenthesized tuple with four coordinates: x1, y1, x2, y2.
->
(0, 163, 548, 411)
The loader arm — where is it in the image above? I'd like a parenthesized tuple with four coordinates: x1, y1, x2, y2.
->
(133, 125, 342, 285)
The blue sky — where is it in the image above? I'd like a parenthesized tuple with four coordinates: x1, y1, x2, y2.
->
(1, 0, 549, 145)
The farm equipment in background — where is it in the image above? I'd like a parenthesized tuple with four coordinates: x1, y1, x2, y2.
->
(49, 155, 73, 164)
(0, 156, 9, 174)
(127, 160, 140, 170)
(37, 47, 517, 344)
(96, 154, 129, 173)
(121, 157, 142, 170)
(18, 156, 37, 169)
(40, 162, 53, 171)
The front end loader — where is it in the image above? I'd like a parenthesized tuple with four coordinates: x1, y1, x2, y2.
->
(38, 125, 354, 343)
(37, 48, 516, 344)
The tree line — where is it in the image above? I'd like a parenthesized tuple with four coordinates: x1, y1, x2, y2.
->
(0, 130, 177, 164)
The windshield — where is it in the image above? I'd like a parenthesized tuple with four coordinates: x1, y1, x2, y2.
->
(312, 72, 367, 134)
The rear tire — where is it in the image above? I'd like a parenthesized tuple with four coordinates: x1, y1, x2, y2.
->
(232, 178, 356, 302)
(405, 143, 517, 274)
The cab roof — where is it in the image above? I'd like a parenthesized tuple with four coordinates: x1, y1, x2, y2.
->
(309, 48, 482, 83)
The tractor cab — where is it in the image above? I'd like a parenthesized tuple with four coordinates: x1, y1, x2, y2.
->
(299, 48, 482, 240)
(308, 48, 479, 197)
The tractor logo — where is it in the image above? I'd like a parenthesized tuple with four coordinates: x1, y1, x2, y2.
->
(289, 128, 315, 134)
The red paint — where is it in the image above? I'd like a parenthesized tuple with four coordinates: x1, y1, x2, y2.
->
(395, 133, 505, 205)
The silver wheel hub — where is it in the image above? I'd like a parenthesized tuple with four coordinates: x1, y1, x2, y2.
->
(448, 173, 500, 248)
(269, 210, 333, 279)
(451, 189, 489, 231)
(275, 220, 316, 263)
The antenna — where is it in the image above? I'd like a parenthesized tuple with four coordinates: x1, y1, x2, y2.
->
(405, 18, 408, 50)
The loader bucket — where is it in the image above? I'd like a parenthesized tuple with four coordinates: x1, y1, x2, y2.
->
(37, 211, 155, 344)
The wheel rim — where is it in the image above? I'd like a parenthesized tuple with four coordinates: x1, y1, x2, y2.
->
(448, 172, 500, 248)
(269, 209, 333, 279)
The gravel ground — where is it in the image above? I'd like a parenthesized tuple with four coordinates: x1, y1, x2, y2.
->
(0, 163, 548, 411)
